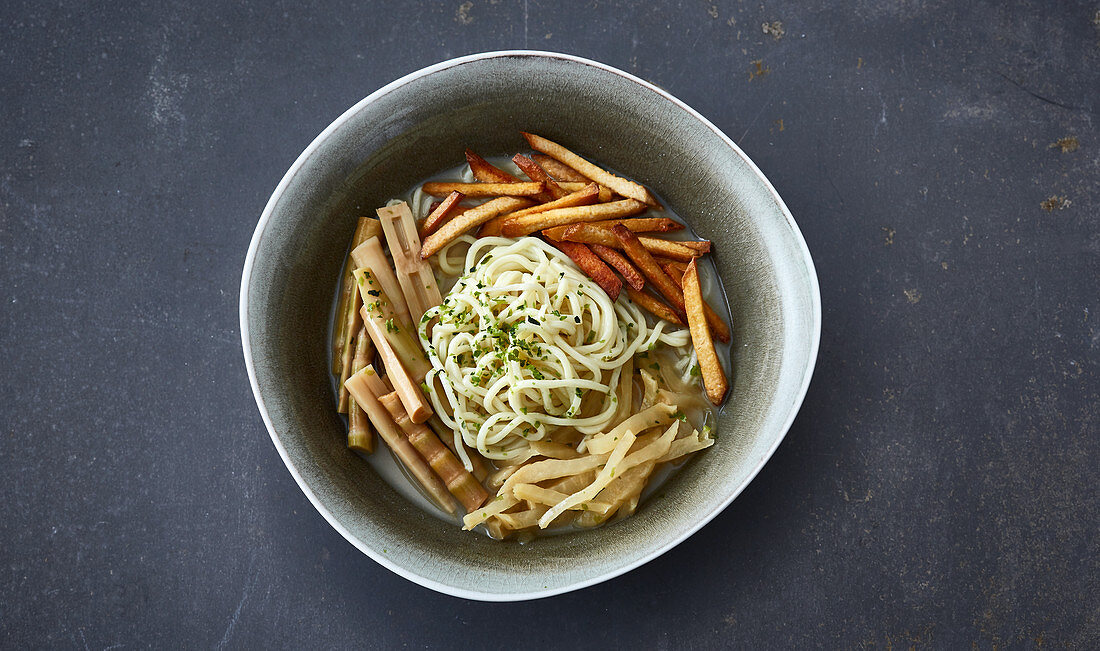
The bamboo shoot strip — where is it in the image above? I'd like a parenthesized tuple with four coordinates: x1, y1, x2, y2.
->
(336, 264, 366, 413)
(377, 202, 443, 324)
(347, 327, 375, 453)
(334, 230, 387, 409)
(465, 149, 519, 183)
(418, 191, 465, 239)
(344, 367, 457, 513)
(427, 415, 489, 481)
(521, 132, 658, 206)
(332, 217, 383, 373)
(353, 269, 432, 423)
(350, 237, 413, 331)
(354, 273, 432, 380)
(378, 392, 489, 513)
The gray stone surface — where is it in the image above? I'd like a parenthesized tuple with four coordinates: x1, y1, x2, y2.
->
(1, 0, 1096, 647)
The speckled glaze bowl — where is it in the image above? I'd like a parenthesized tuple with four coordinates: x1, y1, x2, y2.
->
(240, 51, 820, 600)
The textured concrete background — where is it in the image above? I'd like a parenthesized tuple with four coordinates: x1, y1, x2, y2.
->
(2, 0, 1097, 647)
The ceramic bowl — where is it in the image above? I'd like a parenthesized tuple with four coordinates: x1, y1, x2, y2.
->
(240, 51, 820, 601)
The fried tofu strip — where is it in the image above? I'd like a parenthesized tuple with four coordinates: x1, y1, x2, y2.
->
(634, 236, 702, 262)
(590, 244, 645, 291)
(676, 240, 712, 253)
(345, 367, 457, 514)
(418, 190, 465, 239)
(421, 181, 544, 197)
(543, 218, 680, 240)
(684, 259, 729, 405)
(625, 287, 685, 326)
(521, 132, 658, 206)
(658, 259, 687, 278)
(612, 225, 687, 317)
(465, 149, 519, 182)
(553, 241, 622, 301)
(531, 153, 589, 182)
(421, 196, 533, 258)
(477, 183, 599, 237)
(558, 182, 614, 201)
(660, 259, 731, 343)
(512, 154, 569, 201)
(499, 198, 646, 238)
(588, 217, 683, 233)
(552, 224, 700, 262)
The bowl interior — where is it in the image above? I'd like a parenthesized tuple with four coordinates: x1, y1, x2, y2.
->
(242, 52, 818, 599)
